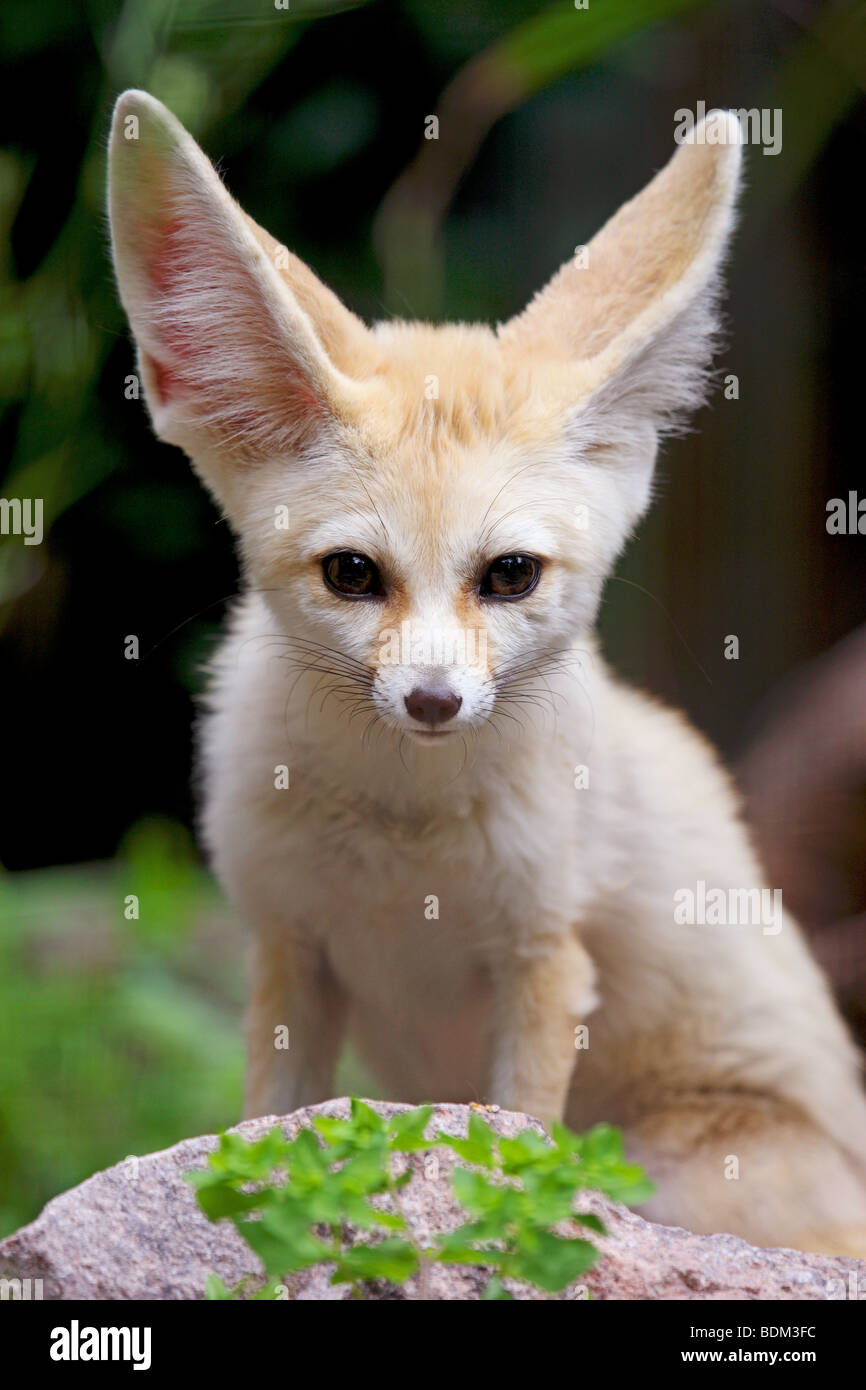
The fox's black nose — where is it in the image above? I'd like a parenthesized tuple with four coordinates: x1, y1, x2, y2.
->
(405, 686, 462, 727)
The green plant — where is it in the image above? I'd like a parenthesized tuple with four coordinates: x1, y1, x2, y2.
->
(0, 851, 245, 1238)
(189, 1098, 653, 1300)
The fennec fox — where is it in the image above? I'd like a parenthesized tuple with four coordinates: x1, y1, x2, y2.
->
(109, 91, 866, 1255)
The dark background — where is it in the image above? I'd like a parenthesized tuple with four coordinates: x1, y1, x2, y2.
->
(1, 0, 864, 1235)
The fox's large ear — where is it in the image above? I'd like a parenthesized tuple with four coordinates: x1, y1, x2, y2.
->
(108, 90, 370, 469)
(500, 110, 743, 480)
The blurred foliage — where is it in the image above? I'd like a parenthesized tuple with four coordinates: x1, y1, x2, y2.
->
(0, 835, 243, 1237)
(119, 816, 205, 947)
(0, 0, 864, 1234)
(0, 822, 374, 1237)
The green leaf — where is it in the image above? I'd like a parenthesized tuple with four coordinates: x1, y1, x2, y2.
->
(335, 1145, 390, 1197)
(387, 1105, 434, 1152)
(494, 0, 705, 98)
(312, 1116, 359, 1147)
(552, 1121, 655, 1204)
(204, 1272, 235, 1300)
(578, 1123, 624, 1166)
(497, 1128, 553, 1173)
(576, 1212, 606, 1236)
(481, 1274, 513, 1300)
(364, 1204, 406, 1232)
(331, 1238, 419, 1285)
(350, 1097, 387, 1136)
(437, 1117, 498, 1169)
(593, 1169, 655, 1205)
(251, 1277, 289, 1301)
(508, 1232, 597, 1292)
(204, 1126, 289, 1181)
(285, 1126, 329, 1185)
(451, 1166, 507, 1216)
(235, 1207, 330, 1277)
(467, 1113, 496, 1152)
(435, 1217, 505, 1262)
(291, 1183, 344, 1226)
(194, 1182, 267, 1221)
(437, 1135, 493, 1167)
(340, 1192, 404, 1232)
(518, 1171, 579, 1225)
(550, 1120, 582, 1158)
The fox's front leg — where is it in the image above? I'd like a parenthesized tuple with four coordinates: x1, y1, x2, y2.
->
(487, 931, 597, 1129)
(243, 931, 347, 1120)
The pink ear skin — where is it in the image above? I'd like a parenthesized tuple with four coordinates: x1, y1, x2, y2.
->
(109, 91, 361, 460)
(139, 206, 325, 434)
(144, 352, 177, 405)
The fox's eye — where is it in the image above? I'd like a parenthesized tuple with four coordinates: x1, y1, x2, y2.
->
(481, 554, 541, 599)
(323, 551, 384, 598)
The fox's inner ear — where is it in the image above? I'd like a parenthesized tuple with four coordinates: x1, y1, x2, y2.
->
(500, 110, 743, 444)
(108, 90, 368, 465)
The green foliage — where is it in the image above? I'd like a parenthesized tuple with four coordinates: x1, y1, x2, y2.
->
(0, 851, 378, 1239)
(190, 1099, 653, 1300)
(0, 846, 243, 1238)
(118, 816, 204, 948)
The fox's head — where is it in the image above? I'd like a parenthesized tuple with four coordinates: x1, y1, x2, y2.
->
(108, 92, 741, 744)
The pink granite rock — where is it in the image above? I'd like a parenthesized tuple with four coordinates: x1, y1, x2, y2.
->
(0, 1099, 861, 1300)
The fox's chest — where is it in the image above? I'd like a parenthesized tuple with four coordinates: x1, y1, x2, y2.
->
(229, 746, 581, 906)
(297, 805, 517, 984)
(315, 840, 499, 1098)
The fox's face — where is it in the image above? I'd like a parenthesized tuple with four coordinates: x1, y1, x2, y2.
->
(226, 323, 650, 740)
(109, 93, 741, 742)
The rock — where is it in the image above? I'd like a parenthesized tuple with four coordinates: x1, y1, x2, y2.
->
(0, 1099, 861, 1300)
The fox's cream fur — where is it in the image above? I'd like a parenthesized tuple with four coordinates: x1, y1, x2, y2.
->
(109, 91, 866, 1255)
